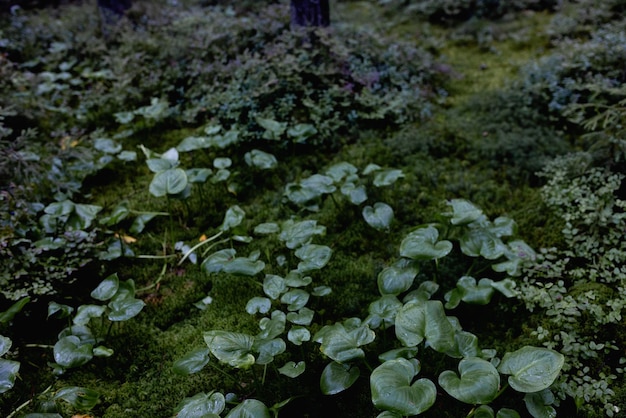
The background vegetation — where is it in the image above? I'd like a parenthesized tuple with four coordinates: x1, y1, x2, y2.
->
(1, 0, 625, 417)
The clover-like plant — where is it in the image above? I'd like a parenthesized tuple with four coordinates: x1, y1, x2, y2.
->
(49, 273, 145, 373)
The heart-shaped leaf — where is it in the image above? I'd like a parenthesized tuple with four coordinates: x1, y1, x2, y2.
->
(263, 275, 287, 300)
(325, 162, 358, 182)
(377, 347, 419, 362)
(313, 319, 375, 363)
(149, 168, 188, 197)
(287, 327, 311, 345)
(244, 149, 278, 170)
(365, 295, 403, 329)
(0, 335, 12, 357)
(395, 300, 456, 353)
(370, 358, 436, 415)
(204, 331, 255, 369)
(460, 228, 507, 260)
(497, 408, 521, 418)
(90, 273, 120, 301)
(340, 182, 368, 205)
(295, 244, 332, 272)
(280, 289, 310, 311)
(73, 305, 106, 326)
(279, 219, 326, 249)
(445, 199, 484, 225)
(400, 225, 453, 260)
(0, 359, 20, 393)
(108, 297, 145, 321)
(54, 336, 93, 368)
(363, 202, 394, 231)
(174, 391, 225, 418)
(377, 261, 419, 296)
(173, 347, 211, 375)
(445, 276, 495, 309)
(373, 169, 404, 187)
(224, 399, 270, 418)
(53, 386, 100, 410)
(220, 205, 245, 232)
(278, 361, 306, 378)
(498, 346, 564, 393)
(524, 389, 556, 418)
(257, 311, 286, 340)
(438, 357, 500, 404)
(254, 338, 286, 365)
(246, 297, 272, 315)
(286, 307, 315, 326)
(321, 361, 360, 395)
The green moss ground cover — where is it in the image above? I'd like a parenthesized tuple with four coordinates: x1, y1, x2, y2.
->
(1, 1, 625, 417)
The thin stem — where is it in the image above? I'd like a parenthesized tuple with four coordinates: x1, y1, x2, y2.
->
(7, 385, 53, 418)
(178, 230, 224, 265)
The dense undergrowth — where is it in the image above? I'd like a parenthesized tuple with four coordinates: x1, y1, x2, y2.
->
(1, 0, 625, 417)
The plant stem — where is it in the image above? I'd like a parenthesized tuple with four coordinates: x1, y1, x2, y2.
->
(178, 230, 224, 265)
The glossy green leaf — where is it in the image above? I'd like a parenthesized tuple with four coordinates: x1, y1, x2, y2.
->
(224, 399, 271, 418)
(222, 256, 266, 276)
(400, 225, 453, 260)
(313, 319, 375, 363)
(212, 129, 240, 148)
(284, 271, 313, 288)
(0, 336, 11, 357)
(363, 202, 394, 231)
(340, 182, 368, 205)
(446, 330, 480, 358)
(108, 297, 145, 321)
(70, 203, 102, 230)
(395, 300, 456, 353)
(460, 229, 507, 260)
(370, 358, 436, 415)
(90, 273, 120, 301)
(73, 305, 106, 326)
(377, 347, 419, 362)
(497, 408, 521, 418)
(403, 280, 439, 303)
(246, 297, 272, 315)
(320, 361, 360, 395)
(173, 347, 211, 375)
(0, 297, 30, 324)
(177, 136, 212, 152)
(498, 346, 565, 393)
(254, 222, 280, 235)
(279, 219, 326, 249)
(130, 212, 162, 234)
(491, 278, 517, 298)
(202, 249, 236, 273)
(53, 386, 99, 410)
(445, 276, 495, 309)
(174, 391, 225, 418)
(524, 389, 556, 418)
(325, 162, 358, 183)
(204, 331, 255, 368)
(92, 346, 114, 357)
(186, 168, 213, 183)
(311, 286, 332, 296)
(220, 205, 245, 232)
(257, 311, 286, 340)
(256, 117, 287, 140)
(438, 357, 500, 404)
(287, 123, 317, 143)
(0, 358, 20, 393)
(377, 261, 419, 296)
(373, 169, 404, 187)
(94, 138, 122, 154)
(295, 244, 332, 272)
(146, 157, 176, 173)
(493, 240, 537, 277)
(280, 289, 310, 311)
(445, 199, 485, 225)
(286, 307, 315, 325)
(245, 149, 278, 169)
(263, 275, 286, 300)
(474, 405, 495, 418)
(100, 202, 130, 226)
(301, 174, 336, 194)
(254, 338, 286, 365)
(287, 326, 311, 345)
(149, 168, 188, 197)
(278, 361, 306, 378)
(365, 295, 403, 329)
(53, 336, 93, 368)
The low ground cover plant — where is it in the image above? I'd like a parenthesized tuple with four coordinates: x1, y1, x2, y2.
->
(1, 1, 625, 417)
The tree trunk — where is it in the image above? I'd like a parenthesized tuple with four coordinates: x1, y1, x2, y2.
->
(290, 0, 330, 27)
(98, 0, 131, 25)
